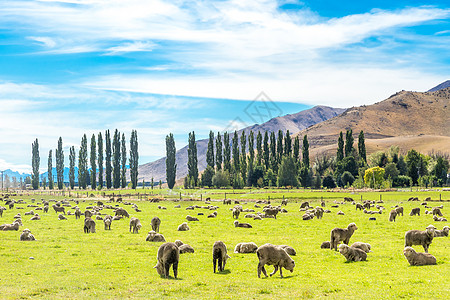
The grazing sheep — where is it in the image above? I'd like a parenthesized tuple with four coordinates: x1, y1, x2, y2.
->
(234, 220, 252, 228)
(43, 205, 49, 213)
(315, 207, 324, 219)
(96, 215, 103, 221)
(263, 207, 279, 219)
(154, 242, 180, 278)
(114, 208, 130, 218)
(403, 246, 436, 266)
(281, 199, 288, 206)
(20, 229, 36, 241)
(405, 225, 436, 253)
(146, 230, 166, 242)
(432, 207, 443, 216)
(339, 244, 367, 262)
(58, 214, 67, 220)
(186, 215, 199, 222)
(177, 222, 190, 231)
(434, 226, 449, 237)
(355, 203, 363, 211)
(0, 222, 20, 231)
(300, 202, 309, 209)
(84, 217, 96, 233)
(256, 243, 295, 278)
(278, 245, 296, 256)
(409, 207, 420, 216)
(350, 242, 372, 253)
(395, 206, 404, 216)
(213, 241, 230, 273)
(320, 241, 331, 249)
(174, 240, 184, 247)
(129, 217, 142, 234)
(178, 244, 195, 254)
(330, 223, 358, 251)
(223, 199, 232, 205)
(389, 209, 397, 222)
(321, 201, 325, 207)
(74, 208, 81, 219)
(151, 216, 161, 232)
(52, 204, 65, 214)
(302, 213, 314, 220)
(234, 242, 258, 253)
(104, 215, 112, 230)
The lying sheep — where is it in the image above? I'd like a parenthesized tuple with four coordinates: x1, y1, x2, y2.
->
(30, 214, 40, 221)
(279, 245, 296, 256)
(256, 243, 295, 278)
(146, 230, 166, 242)
(403, 246, 436, 266)
(186, 215, 199, 222)
(339, 244, 367, 262)
(434, 226, 449, 237)
(320, 241, 331, 249)
(178, 244, 195, 254)
(20, 229, 36, 241)
(350, 242, 372, 253)
(58, 214, 67, 220)
(129, 217, 142, 234)
(234, 242, 258, 253)
(337, 211, 345, 215)
(177, 222, 189, 231)
(0, 222, 20, 231)
(433, 215, 447, 222)
(300, 202, 309, 209)
(330, 223, 358, 251)
(405, 225, 436, 253)
(151, 216, 161, 232)
(389, 209, 397, 222)
(395, 206, 404, 216)
(213, 241, 230, 273)
(234, 220, 252, 228)
(409, 208, 420, 216)
(174, 240, 184, 247)
(154, 242, 179, 278)
(208, 211, 218, 218)
(104, 215, 112, 230)
(84, 217, 96, 233)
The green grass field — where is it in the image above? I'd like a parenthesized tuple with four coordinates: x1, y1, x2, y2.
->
(1, 189, 449, 299)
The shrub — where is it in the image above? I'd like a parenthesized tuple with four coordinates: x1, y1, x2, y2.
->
(341, 171, 355, 186)
(212, 170, 230, 188)
(392, 175, 411, 187)
(323, 175, 336, 189)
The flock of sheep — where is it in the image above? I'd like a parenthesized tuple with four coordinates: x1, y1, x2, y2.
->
(1, 193, 449, 279)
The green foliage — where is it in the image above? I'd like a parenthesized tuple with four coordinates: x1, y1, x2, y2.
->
(264, 168, 277, 187)
(384, 162, 399, 180)
(187, 131, 198, 186)
(270, 132, 277, 173)
(405, 149, 420, 185)
(313, 154, 333, 176)
(184, 176, 189, 189)
(165, 133, 177, 190)
(201, 166, 215, 187)
(277, 130, 283, 166)
(121, 133, 127, 188)
(263, 131, 270, 170)
(313, 174, 321, 189)
(247, 165, 264, 187)
(56, 137, 64, 190)
(90, 134, 97, 189)
(397, 155, 407, 175)
(129, 130, 139, 189)
(298, 166, 312, 188)
(393, 175, 412, 187)
(206, 131, 215, 169)
(322, 175, 336, 188)
(431, 156, 449, 186)
(341, 171, 355, 187)
(358, 130, 366, 162)
(69, 146, 75, 190)
(97, 132, 104, 189)
(256, 131, 262, 166)
(248, 131, 255, 172)
(277, 156, 298, 187)
(293, 136, 300, 163)
(112, 129, 121, 189)
(345, 129, 354, 157)
(223, 132, 231, 172)
(215, 132, 223, 171)
(302, 135, 309, 168)
(78, 134, 88, 189)
(232, 131, 240, 174)
(48, 150, 53, 190)
(336, 131, 344, 162)
(212, 170, 230, 188)
(31, 138, 40, 190)
(105, 129, 112, 189)
(364, 166, 385, 188)
(284, 130, 291, 156)
(240, 131, 247, 183)
(232, 172, 244, 189)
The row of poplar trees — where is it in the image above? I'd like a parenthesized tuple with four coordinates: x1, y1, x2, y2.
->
(31, 129, 139, 190)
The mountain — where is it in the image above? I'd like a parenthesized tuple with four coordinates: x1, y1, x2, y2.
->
(428, 80, 450, 92)
(138, 105, 345, 182)
(41, 167, 78, 183)
(294, 87, 450, 157)
(2, 169, 30, 180)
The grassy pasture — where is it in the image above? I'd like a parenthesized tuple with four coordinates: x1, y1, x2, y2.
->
(0, 191, 449, 299)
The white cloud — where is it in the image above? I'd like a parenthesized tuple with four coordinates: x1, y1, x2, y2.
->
(0, 159, 31, 174)
(27, 36, 57, 48)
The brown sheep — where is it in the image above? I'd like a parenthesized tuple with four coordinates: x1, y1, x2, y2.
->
(234, 220, 252, 228)
(74, 208, 81, 219)
(154, 242, 179, 278)
(234, 242, 258, 253)
(20, 229, 36, 241)
(43, 205, 49, 213)
(434, 226, 449, 237)
(330, 223, 358, 251)
(339, 244, 367, 262)
(389, 209, 397, 222)
(409, 207, 420, 216)
(256, 243, 295, 278)
(350, 242, 372, 253)
(129, 217, 142, 234)
(278, 245, 296, 256)
(30, 214, 40, 221)
(104, 215, 112, 230)
(263, 207, 279, 219)
(300, 202, 309, 209)
(315, 207, 324, 219)
(403, 246, 436, 266)
(52, 204, 65, 214)
(320, 241, 331, 249)
(177, 222, 190, 231)
(432, 207, 443, 216)
(146, 230, 166, 242)
(355, 203, 363, 211)
(84, 217, 96, 233)
(1, 222, 20, 231)
(178, 244, 195, 254)
(151, 216, 161, 232)
(433, 215, 447, 222)
(58, 214, 67, 220)
(405, 225, 436, 253)
(186, 215, 199, 222)
(213, 241, 230, 273)
(174, 240, 184, 247)
(114, 208, 130, 218)
(207, 211, 218, 218)
(395, 206, 404, 216)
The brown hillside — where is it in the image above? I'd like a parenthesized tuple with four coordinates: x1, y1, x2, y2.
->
(295, 88, 450, 154)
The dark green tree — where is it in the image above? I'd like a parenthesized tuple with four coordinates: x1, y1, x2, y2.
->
(105, 130, 112, 189)
(263, 131, 270, 170)
(90, 134, 97, 189)
(302, 135, 310, 169)
(223, 132, 231, 172)
(270, 132, 277, 172)
(112, 129, 121, 188)
(56, 137, 64, 189)
(293, 136, 300, 163)
(69, 146, 75, 189)
(165, 133, 177, 189)
(97, 132, 103, 189)
(299, 166, 313, 188)
(201, 166, 215, 187)
(232, 131, 240, 173)
(187, 131, 198, 186)
(215, 132, 222, 171)
(284, 130, 292, 156)
(256, 131, 262, 166)
(78, 134, 88, 189)
(358, 130, 366, 162)
(240, 131, 247, 182)
(277, 130, 283, 164)
(337, 131, 344, 162)
(121, 133, 127, 188)
(129, 130, 139, 189)
(406, 149, 420, 185)
(248, 131, 255, 171)
(206, 131, 215, 169)
(48, 150, 53, 190)
(277, 156, 298, 187)
(345, 129, 354, 157)
(31, 139, 40, 190)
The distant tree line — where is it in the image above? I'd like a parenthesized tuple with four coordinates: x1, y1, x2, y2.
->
(30, 129, 139, 190)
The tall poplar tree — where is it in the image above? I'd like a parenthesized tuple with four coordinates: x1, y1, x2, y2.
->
(105, 130, 112, 189)
(129, 130, 139, 189)
(165, 133, 176, 189)
(270, 132, 277, 172)
(277, 130, 283, 164)
(345, 129, 354, 157)
(263, 132, 269, 170)
(90, 134, 97, 189)
(206, 131, 215, 169)
(187, 131, 198, 186)
(215, 132, 222, 171)
(97, 132, 103, 189)
(284, 130, 292, 156)
(358, 130, 366, 163)
(48, 150, 53, 190)
(256, 131, 262, 166)
(56, 137, 64, 189)
(240, 131, 247, 181)
(223, 132, 231, 172)
(121, 133, 127, 188)
(232, 131, 240, 173)
(112, 129, 121, 189)
(31, 139, 40, 190)
(248, 131, 255, 170)
(293, 136, 300, 163)
(302, 135, 310, 169)
(69, 146, 75, 189)
(78, 134, 88, 189)
(337, 131, 344, 162)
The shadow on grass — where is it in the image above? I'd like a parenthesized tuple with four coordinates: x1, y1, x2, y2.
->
(215, 269, 231, 275)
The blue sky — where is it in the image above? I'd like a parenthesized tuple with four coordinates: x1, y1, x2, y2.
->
(0, 0, 449, 173)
